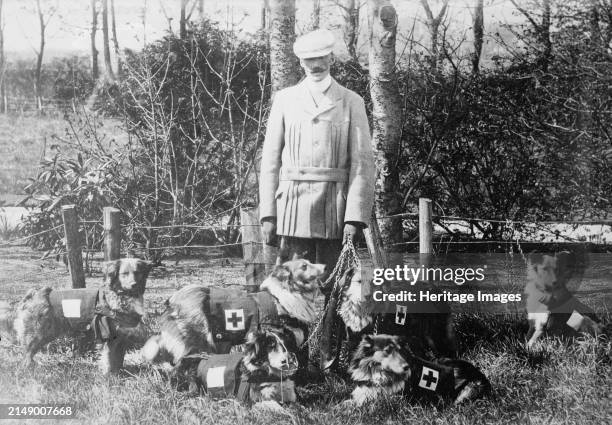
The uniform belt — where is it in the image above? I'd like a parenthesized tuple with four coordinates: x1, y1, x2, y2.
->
(280, 167, 348, 182)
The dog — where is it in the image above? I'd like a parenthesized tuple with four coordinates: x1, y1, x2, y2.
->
(176, 329, 299, 409)
(0, 258, 152, 374)
(142, 257, 325, 368)
(348, 334, 490, 406)
(325, 267, 456, 372)
(525, 251, 603, 348)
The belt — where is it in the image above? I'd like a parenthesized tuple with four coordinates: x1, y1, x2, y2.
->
(280, 166, 348, 182)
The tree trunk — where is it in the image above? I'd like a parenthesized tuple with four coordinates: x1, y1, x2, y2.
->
(307, 0, 321, 31)
(342, 0, 360, 62)
(90, 0, 98, 81)
(0, 0, 5, 113)
(261, 0, 270, 30)
(102, 0, 114, 80)
(419, 0, 449, 70)
(368, 0, 403, 246)
(110, 0, 121, 77)
(471, 0, 484, 74)
(198, 0, 204, 19)
(35, 0, 46, 110)
(269, 0, 300, 95)
(510, 0, 551, 70)
(180, 0, 187, 39)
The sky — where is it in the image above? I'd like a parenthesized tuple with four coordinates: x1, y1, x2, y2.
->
(2, 0, 525, 62)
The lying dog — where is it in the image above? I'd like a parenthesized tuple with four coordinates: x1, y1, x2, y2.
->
(177, 329, 299, 409)
(348, 334, 490, 406)
(142, 258, 324, 367)
(525, 251, 603, 348)
(0, 258, 152, 374)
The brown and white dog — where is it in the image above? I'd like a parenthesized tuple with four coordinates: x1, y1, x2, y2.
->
(142, 258, 325, 367)
(0, 258, 152, 374)
(348, 334, 490, 406)
(525, 251, 603, 348)
(177, 329, 299, 409)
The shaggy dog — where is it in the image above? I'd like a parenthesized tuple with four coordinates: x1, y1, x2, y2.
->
(0, 258, 152, 374)
(348, 334, 490, 406)
(525, 251, 603, 348)
(327, 268, 456, 372)
(142, 258, 325, 367)
(176, 329, 299, 409)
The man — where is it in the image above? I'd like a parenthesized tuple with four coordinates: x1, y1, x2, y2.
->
(259, 28, 375, 273)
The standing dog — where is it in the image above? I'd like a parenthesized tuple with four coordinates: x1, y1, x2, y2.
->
(0, 258, 152, 374)
(142, 258, 324, 367)
(348, 334, 490, 406)
(525, 251, 602, 348)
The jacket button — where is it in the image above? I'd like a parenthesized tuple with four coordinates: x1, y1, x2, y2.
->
(312, 118, 319, 124)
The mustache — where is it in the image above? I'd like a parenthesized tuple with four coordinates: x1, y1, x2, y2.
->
(309, 67, 326, 73)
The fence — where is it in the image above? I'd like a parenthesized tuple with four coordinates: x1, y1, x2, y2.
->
(8, 198, 612, 289)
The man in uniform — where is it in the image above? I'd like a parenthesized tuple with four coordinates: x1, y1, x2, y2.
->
(258, 29, 376, 368)
(259, 28, 375, 275)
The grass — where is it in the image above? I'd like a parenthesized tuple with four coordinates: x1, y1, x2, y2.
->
(0, 246, 611, 425)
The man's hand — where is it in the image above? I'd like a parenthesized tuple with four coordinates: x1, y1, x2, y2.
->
(261, 218, 277, 245)
(343, 222, 361, 242)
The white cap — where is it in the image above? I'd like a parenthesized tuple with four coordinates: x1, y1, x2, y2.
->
(293, 29, 335, 59)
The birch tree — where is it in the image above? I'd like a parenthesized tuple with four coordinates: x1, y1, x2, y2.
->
(368, 0, 402, 245)
(333, 0, 360, 62)
(269, 0, 299, 95)
(90, 0, 98, 81)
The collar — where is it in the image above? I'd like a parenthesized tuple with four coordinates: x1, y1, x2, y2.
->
(305, 74, 332, 94)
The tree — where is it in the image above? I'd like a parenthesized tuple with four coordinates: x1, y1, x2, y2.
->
(101, 0, 115, 81)
(368, 0, 403, 246)
(471, 0, 484, 74)
(268, 0, 299, 95)
(0, 0, 5, 112)
(334, 0, 360, 62)
(90, 0, 98, 81)
(34, 0, 55, 110)
(510, 0, 551, 70)
(110, 0, 121, 76)
(307, 0, 321, 31)
(419, 0, 449, 70)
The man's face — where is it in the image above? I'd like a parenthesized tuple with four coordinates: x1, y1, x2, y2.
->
(300, 54, 332, 82)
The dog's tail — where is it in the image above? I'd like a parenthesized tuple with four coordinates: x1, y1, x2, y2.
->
(0, 300, 17, 344)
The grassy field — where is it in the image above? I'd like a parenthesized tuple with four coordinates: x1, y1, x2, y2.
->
(0, 245, 610, 425)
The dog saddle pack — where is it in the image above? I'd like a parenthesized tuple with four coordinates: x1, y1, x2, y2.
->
(48, 288, 122, 342)
(208, 288, 279, 351)
(408, 357, 457, 396)
(195, 353, 250, 401)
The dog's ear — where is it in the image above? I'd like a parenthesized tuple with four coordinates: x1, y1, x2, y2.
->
(361, 334, 373, 347)
(102, 260, 121, 289)
(270, 264, 291, 282)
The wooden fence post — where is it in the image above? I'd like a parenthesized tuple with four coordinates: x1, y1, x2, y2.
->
(62, 205, 86, 288)
(103, 207, 121, 261)
(364, 211, 388, 269)
(240, 207, 277, 292)
(419, 198, 433, 254)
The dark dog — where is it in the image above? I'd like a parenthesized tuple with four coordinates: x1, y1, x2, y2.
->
(348, 334, 490, 406)
(177, 329, 299, 409)
(525, 251, 602, 348)
(0, 258, 152, 374)
(142, 258, 325, 367)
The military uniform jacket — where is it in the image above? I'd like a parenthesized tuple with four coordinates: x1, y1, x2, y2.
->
(259, 78, 376, 239)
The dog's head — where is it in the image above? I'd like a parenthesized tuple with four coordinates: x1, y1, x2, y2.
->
(349, 334, 410, 380)
(263, 257, 325, 294)
(103, 258, 152, 297)
(242, 329, 299, 378)
(526, 251, 579, 305)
